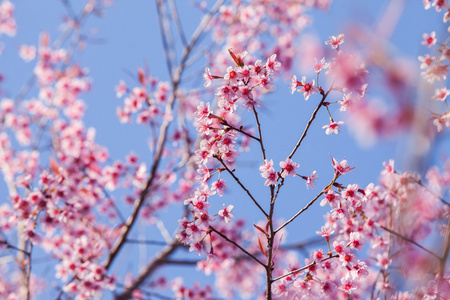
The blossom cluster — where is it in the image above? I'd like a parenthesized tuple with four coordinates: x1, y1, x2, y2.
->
(271, 159, 450, 299)
(179, 51, 282, 245)
(209, 0, 331, 73)
(0, 21, 197, 300)
(421, 1, 449, 132)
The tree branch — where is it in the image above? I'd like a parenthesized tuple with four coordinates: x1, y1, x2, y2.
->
(209, 226, 266, 268)
(216, 156, 268, 217)
(114, 241, 182, 300)
(288, 83, 333, 160)
(380, 225, 441, 260)
(275, 173, 338, 234)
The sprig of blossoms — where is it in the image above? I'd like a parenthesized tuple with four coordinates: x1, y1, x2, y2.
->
(179, 51, 281, 258)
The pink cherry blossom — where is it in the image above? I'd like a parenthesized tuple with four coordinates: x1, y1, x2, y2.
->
(332, 158, 354, 175)
(262, 168, 279, 186)
(421, 31, 437, 47)
(211, 179, 226, 196)
(313, 57, 328, 73)
(305, 171, 318, 189)
(290, 75, 301, 94)
(218, 204, 234, 223)
(432, 87, 449, 101)
(296, 76, 319, 100)
(316, 226, 334, 242)
(325, 34, 344, 50)
(322, 119, 344, 135)
(418, 54, 435, 69)
(279, 158, 299, 178)
(203, 67, 213, 87)
(19, 44, 36, 62)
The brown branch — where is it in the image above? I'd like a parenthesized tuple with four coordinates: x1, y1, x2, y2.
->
(253, 106, 267, 160)
(216, 156, 268, 217)
(114, 241, 182, 300)
(274, 173, 338, 234)
(288, 83, 333, 160)
(266, 185, 276, 300)
(272, 254, 339, 282)
(209, 115, 260, 141)
(209, 226, 266, 267)
(439, 218, 450, 290)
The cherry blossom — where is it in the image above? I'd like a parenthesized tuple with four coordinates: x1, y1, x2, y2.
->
(203, 67, 213, 87)
(279, 158, 299, 178)
(296, 76, 319, 100)
(432, 87, 449, 101)
(421, 31, 437, 47)
(305, 171, 318, 189)
(218, 204, 234, 223)
(19, 44, 36, 62)
(322, 119, 344, 135)
(332, 157, 354, 176)
(418, 54, 435, 69)
(325, 34, 345, 50)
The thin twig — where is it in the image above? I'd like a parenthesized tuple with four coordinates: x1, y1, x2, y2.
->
(380, 225, 441, 260)
(272, 254, 339, 282)
(156, 0, 176, 80)
(168, 0, 188, 47)
(275, 173, 338, 234)
(114, 241, 182, 300)
(0, 240, 31, 256)
(415, 178, 450, 206)
(216, 156, 268, 217)
(209, 226, 266, 267)
(288, 83, 334, 160)
(253, 106, 266, 160)
(212, 116, 260, 141)
(439, 218, 450, 290)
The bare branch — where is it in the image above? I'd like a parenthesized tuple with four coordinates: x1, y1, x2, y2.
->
(114, 241, 182, 300)
(253, 106, 266, 161)
(272, 254, 339, 282)
(275, 173, 338, 234)
(209, 226, 266, 267)
(380, 225, 441, 260)
(288, 83, 334, 160)
(216, 156, 268, 217)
